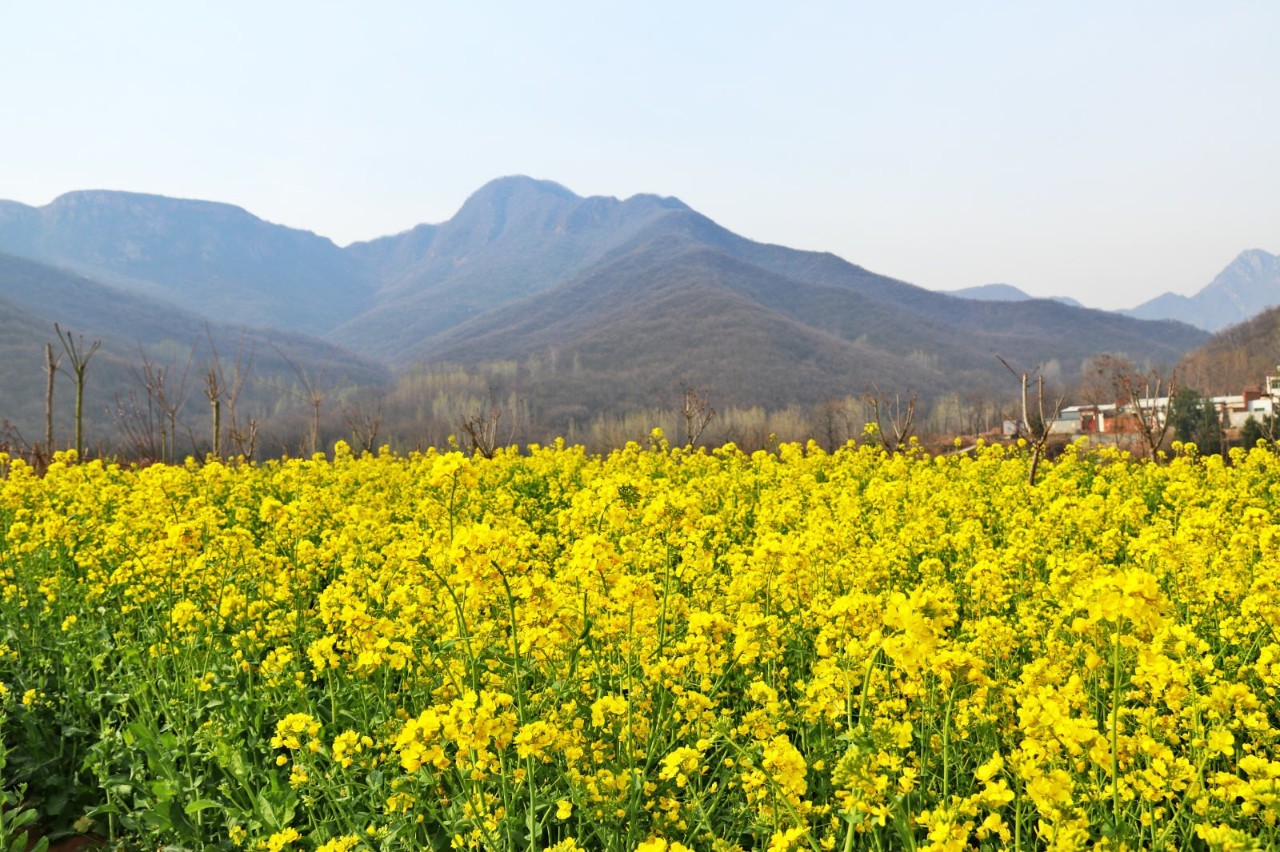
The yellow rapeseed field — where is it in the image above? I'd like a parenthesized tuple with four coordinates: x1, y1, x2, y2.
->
(1, 435, 1278, 850)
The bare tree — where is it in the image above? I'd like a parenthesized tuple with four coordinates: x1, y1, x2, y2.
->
(54, 323, 101, 460)
(342, 389, 386, 454)
(1, 420, 34, 471)
(110, 350, 196, 464)
(1118, 368, 1177, 461)
(960, 386, 997, 437)
(999, 357, 1065, 486)
(137, 349, 193, 463)
(204, 331, 257, 460)
(459, 387, 521, 459)
(1080, 353, 1136, 405)
(679, 382, 716, 448)
(114, 387, 161, 462)
(864, 384, 917, 453)
(812, 396, 854, 452)
(275, 345, 328, 456)
(1079, 353, 1137, 445)
(460, 406, 502, 459)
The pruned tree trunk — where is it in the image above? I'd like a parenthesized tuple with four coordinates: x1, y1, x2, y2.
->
(55, 324, 101, 461)
(205, 365, 223, 459)
(44, 342, 60, 457)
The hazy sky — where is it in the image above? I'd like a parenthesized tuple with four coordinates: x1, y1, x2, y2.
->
(2, 2, 1277, 310)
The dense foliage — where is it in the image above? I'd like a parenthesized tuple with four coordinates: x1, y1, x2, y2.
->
(1, 437, 1278, 850)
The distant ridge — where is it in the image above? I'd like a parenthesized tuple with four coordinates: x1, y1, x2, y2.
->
(1123, 249, 1280, 331)
(947, 283, 1084, 308)
(0, 190, 374, 335)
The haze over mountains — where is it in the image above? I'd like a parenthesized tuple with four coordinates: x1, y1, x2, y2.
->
(0, 175, 1239, 445)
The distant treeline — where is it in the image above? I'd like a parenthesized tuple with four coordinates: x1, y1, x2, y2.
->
(2, 331, 1050, 465)
(10, 327, 1252, 467)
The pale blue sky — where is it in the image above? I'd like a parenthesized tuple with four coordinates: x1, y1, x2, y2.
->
(2, 2, 1277, 310)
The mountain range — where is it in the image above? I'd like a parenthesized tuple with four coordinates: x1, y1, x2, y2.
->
(1121, 249, 1280, 332)
(945, 252, 1280, 333)
(0, 176, 1227, 445)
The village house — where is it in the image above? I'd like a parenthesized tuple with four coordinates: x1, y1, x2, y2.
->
(1048, 366, 1280, 438)
(1050, 400, 1163, 436)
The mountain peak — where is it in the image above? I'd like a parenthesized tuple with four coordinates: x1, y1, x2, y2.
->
(466, 175, 579, 204)
(460, 176, 690, 217)
(1125, 247, 1279, 331)
(1227, 247, 1277, 273)
(621, 191, 689, 211)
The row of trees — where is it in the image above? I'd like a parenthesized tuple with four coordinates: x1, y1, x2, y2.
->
(6, 324, 1269, 470)
(15, 327, 295, 468)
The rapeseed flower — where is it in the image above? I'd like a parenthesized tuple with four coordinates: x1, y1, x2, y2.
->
(5, 440, 1280, 848)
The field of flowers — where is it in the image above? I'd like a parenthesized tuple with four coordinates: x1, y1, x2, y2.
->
(1, 435, 1278, 851)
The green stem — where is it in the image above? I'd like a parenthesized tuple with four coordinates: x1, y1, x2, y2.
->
(423, 560, 479, 692)
(1111, 627, 1122, 831)
(941, 686, 955, 800)
(1014, 788, 1022, 849)
(493, 563, 536, 852)
(856, 647, 881, 731)
(656, 539, 674, 654)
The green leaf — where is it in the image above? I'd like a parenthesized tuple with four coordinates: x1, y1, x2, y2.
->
(140, 807, 174, 832)
(257, 794, 278, 830)
(183, 798, 221, 816)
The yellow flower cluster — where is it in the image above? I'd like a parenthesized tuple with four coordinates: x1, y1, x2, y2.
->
(2, 439, 1280, 850)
